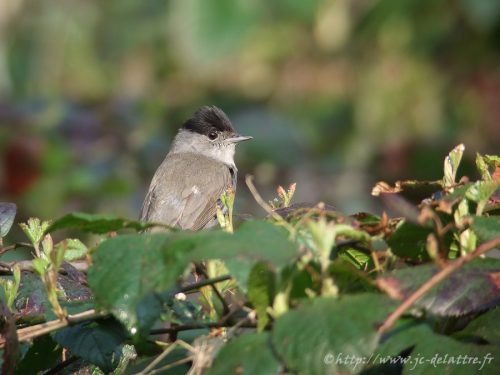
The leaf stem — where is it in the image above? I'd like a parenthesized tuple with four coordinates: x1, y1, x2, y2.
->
(378, 237, 500, 334)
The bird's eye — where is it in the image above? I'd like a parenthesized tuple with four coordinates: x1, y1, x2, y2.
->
(208, 131, 218, 140)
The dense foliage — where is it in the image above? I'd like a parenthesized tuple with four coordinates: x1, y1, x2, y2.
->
(0, 144, 499, 374)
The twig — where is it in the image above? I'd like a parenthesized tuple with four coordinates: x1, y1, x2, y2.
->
(245, 175, 295, 235)
(0, 309, 107, 348)
(0, 260, 88, 275)
(140, 342, 181, 374)
(378, 237, 500, 334)
(177, 274, 232, 294)
(148, 356, 193, 375)
(150, 320, 259, 336)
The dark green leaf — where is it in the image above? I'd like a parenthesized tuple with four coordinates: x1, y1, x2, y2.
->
(376, 258, 500, 316)
(46, 212, 162, 234)
(387, 222, 432, 261)
(0, 203, 16, 238)
(15, 335, 61, 375)
(53, 319, 128, 373)
(272, 294, 397, 375)
(471, 216, 500, 243)
(455, 307, 500, 345)
(88, 233, 192, 329)
(247, 262, 275, 331)
(190, 221, 298, 291)
(14, 272, 50, 323)
(206, 332, 281, 375)
(375, 321, 500, 375)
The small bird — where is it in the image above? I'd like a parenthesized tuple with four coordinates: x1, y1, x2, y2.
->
(140, 106, 252, 230)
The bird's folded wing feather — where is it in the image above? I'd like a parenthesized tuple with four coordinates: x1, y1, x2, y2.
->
(178, 162, 232, 230)
(140, 153, 232, 230)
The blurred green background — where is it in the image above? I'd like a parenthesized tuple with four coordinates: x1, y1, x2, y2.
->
(1, 0, 499, 226)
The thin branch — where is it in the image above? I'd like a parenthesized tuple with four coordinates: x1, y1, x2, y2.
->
(150, 320, 260, 336)
(177, 274, 232, 294)
(378, 237, 500, 334)
(245, 175, 295, 235)
(0, 309, 107, 348)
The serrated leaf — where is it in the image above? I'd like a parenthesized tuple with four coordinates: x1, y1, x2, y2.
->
(19, 218, 51, 247)
(471, 216, 500, 243)
(0, 203, 16, 238)
(46, 212, 162, 234)
(376, 258, 500, 316)
(53, 319, 128, 373)
(206, 332, 281, 375)
(272, 294, 397, 375)
(87, 233, 192, 330)
(443, 144, 465, 187)
(465, 181, 499, 214)
(455, 307, 500, 345)
(55, 238, 88, 261)
(189, 221, 298, 291)
(375, 321, 500, 375)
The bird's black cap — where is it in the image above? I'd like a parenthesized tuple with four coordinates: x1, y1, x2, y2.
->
(182, 106, 235, 136)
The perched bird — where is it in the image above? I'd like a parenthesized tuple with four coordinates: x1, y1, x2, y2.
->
(140, 106, 252, 230)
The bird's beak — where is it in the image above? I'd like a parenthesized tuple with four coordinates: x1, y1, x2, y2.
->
(227, 134, 253, 143)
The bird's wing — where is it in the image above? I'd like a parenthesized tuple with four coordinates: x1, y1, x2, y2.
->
(140, 153, 232, 230)
(177, 160, 233, 230)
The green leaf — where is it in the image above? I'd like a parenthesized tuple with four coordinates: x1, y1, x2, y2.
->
(476, 153, 491, 180)
(31, 258, 49, 276)
(189, 221, 298, 291)
(87, 233, 192, 329)
(53, 319, 128, 373)
(471, 216, 500, 243)
(247, 262, 276, 331)
(443, 143, 464, 187)
(0, 203, 16, 238)
(19, 218, 51, 247)
(15, 335, 61, 375)
(455, 307, 500, 345)
(46, 212, 162, 234)
(465, 181, 499, 215)
(376, 258, 500, 316)
(272, 294, 397, 375)
(55, 238, 88, 261)
(206, 332, 281, 375)
(14, 272, 51, 323)
(387, 221, 432, 261)
(375, 322, 500, 375)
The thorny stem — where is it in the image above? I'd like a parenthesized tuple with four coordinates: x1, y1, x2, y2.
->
(378, 237, 500, 334)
